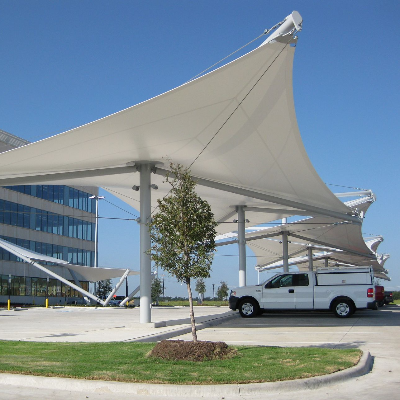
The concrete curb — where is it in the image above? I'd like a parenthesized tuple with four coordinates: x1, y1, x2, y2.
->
(0, 351, 373, 397)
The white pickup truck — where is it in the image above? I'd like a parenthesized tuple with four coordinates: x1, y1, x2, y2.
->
(229, 268, 376, 318)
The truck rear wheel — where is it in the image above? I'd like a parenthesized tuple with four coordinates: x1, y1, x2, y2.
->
(238, 298, 259, 318)
(333, 299, 354, 318)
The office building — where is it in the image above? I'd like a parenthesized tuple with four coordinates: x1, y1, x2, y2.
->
(0, 129, 98, 305)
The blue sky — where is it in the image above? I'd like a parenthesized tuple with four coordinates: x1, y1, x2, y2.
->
(1, 1, 399, 297)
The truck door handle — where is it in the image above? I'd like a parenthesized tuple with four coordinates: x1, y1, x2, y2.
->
(288, 289, 294, 293)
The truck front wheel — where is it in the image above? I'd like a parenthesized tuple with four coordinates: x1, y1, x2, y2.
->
(333, 299, 354, 318)
(238, 298, 259, 318)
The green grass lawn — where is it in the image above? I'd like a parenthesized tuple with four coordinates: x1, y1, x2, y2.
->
(0, 341, 361, 385)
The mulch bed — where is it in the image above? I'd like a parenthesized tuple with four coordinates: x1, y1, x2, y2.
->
(148, 340, 237, 362)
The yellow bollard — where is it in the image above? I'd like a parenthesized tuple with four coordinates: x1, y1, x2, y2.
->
(45, 298, 49, 308)
(7, 299, 11, 311)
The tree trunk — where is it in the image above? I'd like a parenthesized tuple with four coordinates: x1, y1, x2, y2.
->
(186, 277, 197, 342)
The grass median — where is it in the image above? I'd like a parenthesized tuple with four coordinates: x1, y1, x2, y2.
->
(0, 341, 361, 385)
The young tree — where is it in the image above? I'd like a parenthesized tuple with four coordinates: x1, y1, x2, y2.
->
(148, 163, 217, 342)
(151, 277, 163, 305)
(96, 279, 112, 300)
(217, 281, 229, 301)
(195, 278, 206, 304)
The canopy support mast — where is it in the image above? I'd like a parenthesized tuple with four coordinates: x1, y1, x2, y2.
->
(282, 231, 289, 273)
(236, 206, 247, 287)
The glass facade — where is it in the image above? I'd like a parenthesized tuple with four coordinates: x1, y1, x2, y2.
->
(0, 274, 89, 298)
(0, 184, 96, 301)
(5, 185, 96, 213)
(0, 199, 95, 241)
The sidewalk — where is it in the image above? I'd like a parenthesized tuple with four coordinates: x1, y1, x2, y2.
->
(0, 305, 237, 342)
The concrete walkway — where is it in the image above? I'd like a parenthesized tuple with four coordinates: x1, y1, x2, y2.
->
(0, 305, 399, 399)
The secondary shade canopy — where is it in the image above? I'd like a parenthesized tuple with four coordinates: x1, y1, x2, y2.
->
(0, 238, 139, 282)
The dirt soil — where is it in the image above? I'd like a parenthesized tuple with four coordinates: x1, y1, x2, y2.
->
(149, 340, 237, 362)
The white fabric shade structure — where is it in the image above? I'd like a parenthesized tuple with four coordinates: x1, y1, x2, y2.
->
(232, 195, 390, 280)
(0, 12, 388, 320)
(0, 33, 356, 227)
(0, 237, 139, 306)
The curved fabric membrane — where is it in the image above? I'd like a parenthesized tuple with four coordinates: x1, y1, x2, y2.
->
(0, 34, 352, 226)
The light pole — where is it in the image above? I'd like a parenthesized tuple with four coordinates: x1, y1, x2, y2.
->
(89, 195, 105, 295)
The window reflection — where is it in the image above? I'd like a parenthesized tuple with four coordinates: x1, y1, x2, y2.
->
(4, 185, 95, 214)
(0, 200, 94, 241)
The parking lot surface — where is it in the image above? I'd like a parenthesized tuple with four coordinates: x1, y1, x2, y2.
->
(0, 304, 399, 399)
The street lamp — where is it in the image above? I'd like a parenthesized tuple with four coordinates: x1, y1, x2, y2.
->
(89, 195, 105, 295)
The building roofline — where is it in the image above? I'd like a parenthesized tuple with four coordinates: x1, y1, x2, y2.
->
(0, 129, 30, 149)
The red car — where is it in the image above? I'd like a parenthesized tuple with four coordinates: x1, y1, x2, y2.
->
(384, 291, 394, 304)
(375, 286, 385, 307)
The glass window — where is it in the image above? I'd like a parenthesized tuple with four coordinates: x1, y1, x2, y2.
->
(294, 274, 309, 287)
(68, 187, 74, 208)
(37, 278, 47, 297)
(10, 202, 18, 226)
(31, 278, 38, 296)
(48, 279, 58, 297)
(1, 275, 9, 295)
(0, 199, 3, 224)
(23, 205, 30, 229)
(25, 277, 32, 296)
(4, 185, 95, 212)
(59, 186, 65, 205)
(53, 186, 59, 204)
(42, 185, 48, 201)
(4, 201, 11, 225)
(78, 191, 84, 211)
(78, 219, 83, 239)
(35, 210, 42, 231)
(267, 274, 294, 289)
(48, 186, 54, 202)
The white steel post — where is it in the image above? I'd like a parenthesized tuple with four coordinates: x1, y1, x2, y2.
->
(138, 163, 152, 323)
(89, 194, 104, 296)
(282, 231, 289, 273)
(237, 206, 246, 287)
(308, 247, 314, 271)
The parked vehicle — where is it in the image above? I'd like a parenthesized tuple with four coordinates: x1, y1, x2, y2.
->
(375, 285, 385, 307)
(108, 299, 122, 306)
(384, 291, 394, 304)
(229, 268, 376, 318)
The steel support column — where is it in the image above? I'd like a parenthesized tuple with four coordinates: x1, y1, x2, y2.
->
(308, 247, 314, 271)
(282, 231, 289, 273)
(236, 206, 246, 287)
(138, 163, 153, 323)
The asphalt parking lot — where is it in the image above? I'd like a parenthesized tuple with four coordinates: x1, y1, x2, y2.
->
(0, 304, 399, 399)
